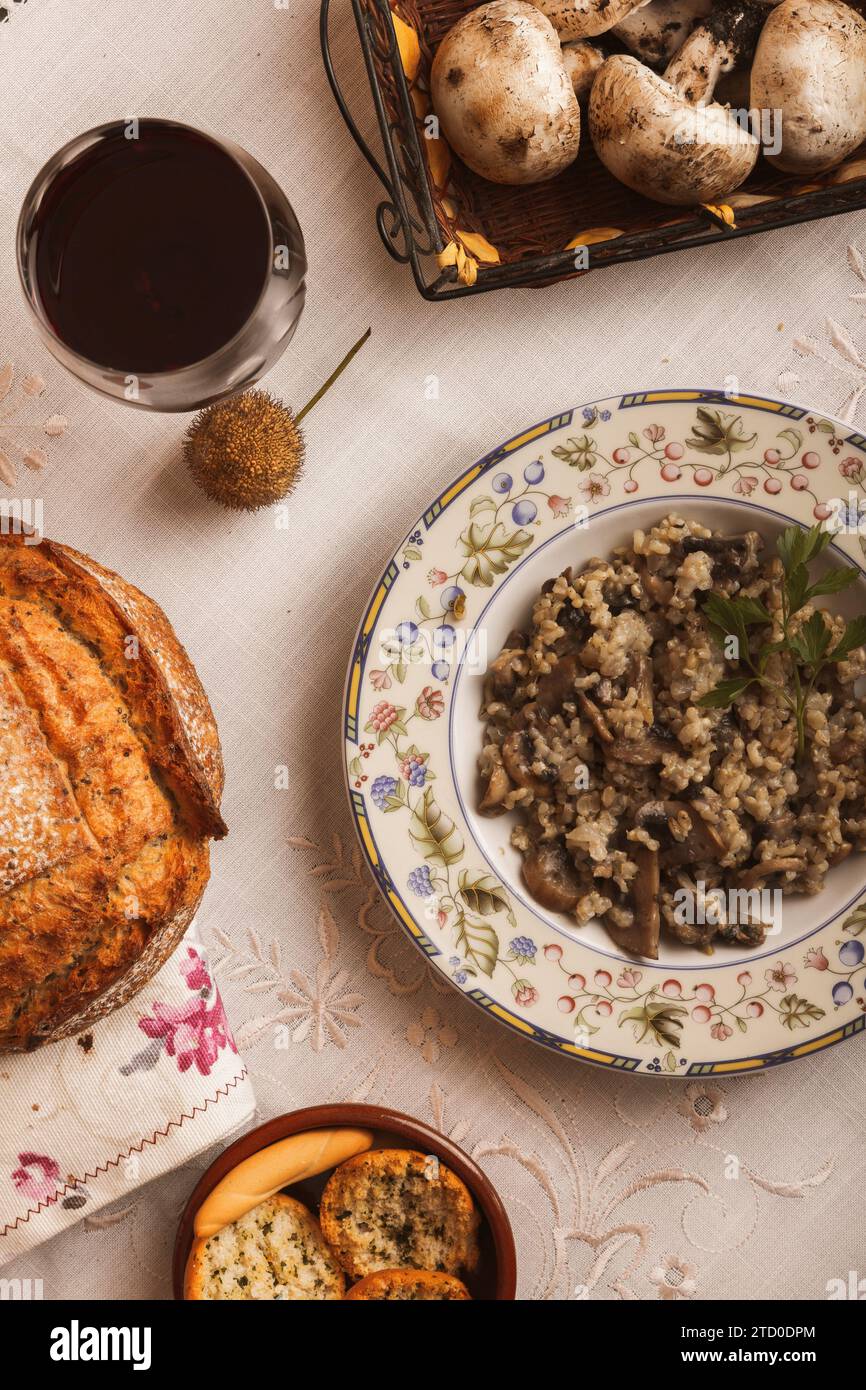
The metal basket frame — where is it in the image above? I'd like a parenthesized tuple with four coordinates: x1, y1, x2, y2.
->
(321, 0, 866, 300)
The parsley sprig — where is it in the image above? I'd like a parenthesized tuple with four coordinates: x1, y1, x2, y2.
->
(696, 524, 866, 756)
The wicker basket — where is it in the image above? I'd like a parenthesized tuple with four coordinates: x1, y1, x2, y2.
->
(321, 0, 866, 299)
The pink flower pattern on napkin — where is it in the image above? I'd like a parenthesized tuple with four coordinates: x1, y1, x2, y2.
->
(122, 947, 237, 1078)
(11, 1152, 61, 1202)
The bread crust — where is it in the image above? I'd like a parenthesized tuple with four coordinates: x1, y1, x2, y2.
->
(0, 531, 226, 1050)
(185, 1193, 345, 1300)
(345, 1269, 471, 1300)
(194, 1127, 374, 1239)
(320, 1149, 480, 1281)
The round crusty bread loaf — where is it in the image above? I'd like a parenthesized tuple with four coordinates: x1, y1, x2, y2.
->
(185, 1194, 345, 1300)
(320, 1149, 480, 1281)
(0, 531, 226, 1050)
(345, 1270, 471, 1300)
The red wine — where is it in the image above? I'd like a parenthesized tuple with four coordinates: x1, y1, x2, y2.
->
(33, 122, 271, 374)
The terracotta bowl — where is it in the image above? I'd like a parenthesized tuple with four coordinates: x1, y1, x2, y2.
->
(173, 1103, 517, 1300)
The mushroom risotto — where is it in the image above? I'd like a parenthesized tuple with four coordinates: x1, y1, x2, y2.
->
(477, 514, 866, 958)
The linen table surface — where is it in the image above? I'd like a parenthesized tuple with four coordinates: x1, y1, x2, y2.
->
(0, 0, 865, 1301)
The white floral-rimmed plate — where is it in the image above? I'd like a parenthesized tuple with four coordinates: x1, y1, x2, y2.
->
(343, 389, 866, 1077)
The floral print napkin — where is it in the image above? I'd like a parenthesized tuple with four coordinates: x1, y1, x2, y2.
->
(0, 930, 255, 1266)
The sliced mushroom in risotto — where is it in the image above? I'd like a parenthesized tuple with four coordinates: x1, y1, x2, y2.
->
(477, 514, 866, 958)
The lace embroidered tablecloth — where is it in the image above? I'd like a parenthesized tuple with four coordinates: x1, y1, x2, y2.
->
(1, 0, 866, 1302)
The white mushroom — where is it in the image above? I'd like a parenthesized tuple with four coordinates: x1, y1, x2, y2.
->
(612, 0, 713, 67)
(750, 0, 866, 175)
(613, 0, 782, 67)
(589, 1, 763, 204)
(529, 0, 650, 40)
(561, 39, 606, 101)
(430, 0, 582, 184)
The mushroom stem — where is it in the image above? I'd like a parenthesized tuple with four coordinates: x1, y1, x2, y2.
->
(631, 846, 661, 958)
(603, 847, 661, 958)
(664, 0, 767, 104)
(612, 0, 712, 67)
(664, 29, 734, 103)
(628, 650, 655, 724)
(577, 691, 614, 743)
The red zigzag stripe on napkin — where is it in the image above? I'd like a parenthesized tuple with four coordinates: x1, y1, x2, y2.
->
(1, 1068, 249, 1237)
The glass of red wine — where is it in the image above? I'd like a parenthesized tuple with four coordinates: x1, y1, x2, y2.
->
(17, 119, 306, 412)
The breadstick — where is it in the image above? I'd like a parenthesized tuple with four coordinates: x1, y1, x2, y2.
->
(194, 1127, 374, 1239)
